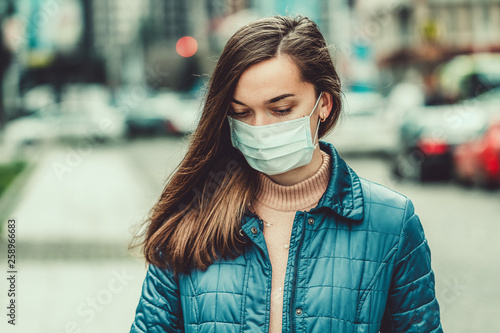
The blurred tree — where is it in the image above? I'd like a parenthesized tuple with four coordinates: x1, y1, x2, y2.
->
(0, 1, 14, 127)
(0, 41, 11, 126)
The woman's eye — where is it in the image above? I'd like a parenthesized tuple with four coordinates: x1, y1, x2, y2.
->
(229, 107, 292, 118)
(230, 110, 249, 118)
(273, 108, 292, 115)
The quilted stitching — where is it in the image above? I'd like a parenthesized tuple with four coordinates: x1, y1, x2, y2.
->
(130, 142, 442, 332)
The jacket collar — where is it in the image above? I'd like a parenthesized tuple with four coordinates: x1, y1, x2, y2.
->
(310, 141, 364, 221)
(243, 141, 364, 223)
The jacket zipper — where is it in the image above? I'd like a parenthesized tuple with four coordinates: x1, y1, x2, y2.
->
(289, 213, 307, 332)
(255, 216, 273, 332)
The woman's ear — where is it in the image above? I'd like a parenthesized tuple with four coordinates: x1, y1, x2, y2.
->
(319, 92, 334, 120)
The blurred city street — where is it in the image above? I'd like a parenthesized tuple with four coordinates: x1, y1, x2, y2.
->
(0, 136, 499, 332)
(0, 137, 190, 333)
(1, 0, 500, 332)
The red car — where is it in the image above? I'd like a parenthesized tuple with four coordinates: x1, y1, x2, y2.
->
(453, 122, 500, 188)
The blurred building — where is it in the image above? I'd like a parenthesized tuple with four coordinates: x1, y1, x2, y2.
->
(91, 0, 148, 87)
(1, 0, 358, 125)
(356, 0, 500, 89)
(0, 0, 108, 117)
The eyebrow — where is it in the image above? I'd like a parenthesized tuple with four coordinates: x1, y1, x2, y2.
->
(231, 93, 296, 106)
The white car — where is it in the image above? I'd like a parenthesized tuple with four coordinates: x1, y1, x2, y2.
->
(2, 100, 126, 148)
(325, 91, 397, 155)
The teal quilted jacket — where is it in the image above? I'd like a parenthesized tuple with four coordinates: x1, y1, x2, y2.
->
(130, 141, 442, 332)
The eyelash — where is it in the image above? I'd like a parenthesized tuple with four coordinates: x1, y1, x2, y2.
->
(230, 108, 292, 118)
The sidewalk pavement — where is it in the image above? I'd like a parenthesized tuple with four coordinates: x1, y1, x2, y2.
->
(6, 142, 158, 244)
(1, 141, 168, 333)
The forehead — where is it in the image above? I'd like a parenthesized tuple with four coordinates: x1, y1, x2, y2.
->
(233, 56, 309, 103)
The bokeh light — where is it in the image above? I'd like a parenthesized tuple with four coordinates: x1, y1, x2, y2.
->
(176, 36, 198, 57)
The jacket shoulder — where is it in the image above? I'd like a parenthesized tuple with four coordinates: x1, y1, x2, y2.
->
(358, 178, 416, 237)
(359, 178, 409, 211)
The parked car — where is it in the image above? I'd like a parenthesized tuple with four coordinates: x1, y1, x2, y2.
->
(392, 103, 488, 181)
(325, 91, 397, 155)
(124, 102, 179, 137)
(23, 84, 56, 111)
(123, 91, 201, 138)
(2, 100, 125, 147)
(439, 53, 500, 100)
(453, 121, 500, 188)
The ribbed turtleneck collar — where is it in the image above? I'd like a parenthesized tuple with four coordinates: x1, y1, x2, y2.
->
(253, 150, 331, 212)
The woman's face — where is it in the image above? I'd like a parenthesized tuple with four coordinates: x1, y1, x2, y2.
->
(230, 56, 328, 127)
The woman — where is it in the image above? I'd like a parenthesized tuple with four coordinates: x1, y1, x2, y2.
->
(130, 16, 442, 332)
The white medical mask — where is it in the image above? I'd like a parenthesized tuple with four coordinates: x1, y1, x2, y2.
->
(227, 92, 323, 175)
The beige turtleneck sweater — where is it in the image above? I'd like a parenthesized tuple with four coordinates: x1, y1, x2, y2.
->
(249, 150, 331, 333)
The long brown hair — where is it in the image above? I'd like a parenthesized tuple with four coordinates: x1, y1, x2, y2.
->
(130, 15, 343, 274)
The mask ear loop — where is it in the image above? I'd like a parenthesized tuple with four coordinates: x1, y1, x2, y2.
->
(309, 92, 323, 117)
(312, 115, 321, 148)
(311, 92, 323, 148)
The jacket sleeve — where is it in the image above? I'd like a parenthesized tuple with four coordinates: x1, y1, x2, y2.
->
(380, 199, 442, 333)
(130, 263, 184, 333)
